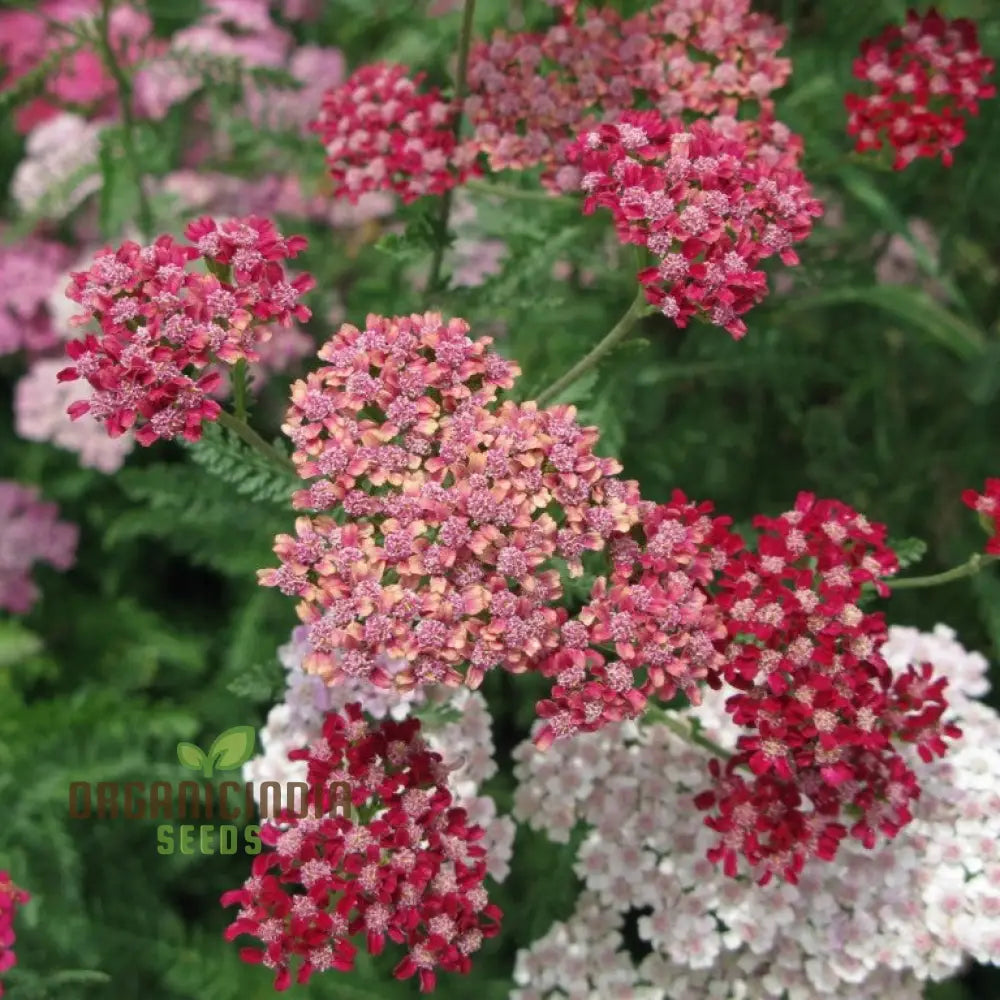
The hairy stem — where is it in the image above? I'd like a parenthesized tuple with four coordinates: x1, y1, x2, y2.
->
(425, 0, 477, 301)
(642, 705, 733, 760)
(216, 410, 296, 476)
(97, 0, 155, 240)
(887, 552, 996, 590)
(536, 288, 649, 406)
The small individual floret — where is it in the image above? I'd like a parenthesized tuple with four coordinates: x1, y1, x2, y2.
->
(57, 216, 313, 446)
(962, 478, 1000, 555)
(0, 481, 78, 614)
(845, 8, 996, 169)
(222, 703, 502, 991)
(570, 112, 822, 338)
(312, 63, 478, 204)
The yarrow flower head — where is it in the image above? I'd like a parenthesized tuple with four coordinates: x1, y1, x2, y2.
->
(260, 313, 642, 699)
(0, 872, 29, 992)
(699, 492, 960, 883)
(570, 111, 822, 337)
(464, 0, 791, 192)
(312, 63, 479, 204)
(57, 216, 314, 446)
(0, 480, 78, 615)
(845, 8, 996, 169)
(222, 703, 502, 992)
(535, 491, 742, 748)
(962, 478, 1000, 555)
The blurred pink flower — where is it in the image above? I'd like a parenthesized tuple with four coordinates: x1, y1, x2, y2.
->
(0, 236, 72, 357)
(15, 358, 134, 473)
(0, 481, 78, 614)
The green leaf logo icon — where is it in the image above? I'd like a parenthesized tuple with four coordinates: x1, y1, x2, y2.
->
(177, 742, 208, 773)
(176, 726, 257, 778)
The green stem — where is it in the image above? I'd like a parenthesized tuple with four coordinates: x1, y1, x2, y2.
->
(425, 0, 476, 301)
(642, 705, 733, 760)
(463, 178, 564, 203)
(887, 552, 996, 590)
(216, 410, 296, 476)
(536, 288, 649, 406)
(232, 359, 249, 423)
(97, 0, 154, 240)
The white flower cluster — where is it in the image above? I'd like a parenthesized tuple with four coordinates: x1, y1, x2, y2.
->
(11, 113, 102, 218)
(510, 623, 1000, 999)
(244, 626, 515, 881)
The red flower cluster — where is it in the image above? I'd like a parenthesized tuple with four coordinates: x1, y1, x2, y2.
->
(222, 704, 501, 992)
(464, 0, 791, 192)
(698, 492, 960, 883)
(311, 63, 479, 204)
(845, 8, 996, 169)
(0, 872, 29, 993)
(962, 478, 1000, 555)
(535, 492, 741, 748)
(260, 313, 642, 692)
(570, 112, 822, 337)
(58, 217, 313, 445)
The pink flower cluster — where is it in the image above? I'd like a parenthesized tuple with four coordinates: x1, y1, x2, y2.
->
(0, 0, 154, 134)
(259, 312, 643, 693)
(222, 703, 501, 992)
(571, 112, 822, 337)
(699, 492, 960, 883)
(58, 216, 314, 445)
(0, 481, 78, 614)
(464, 0, 791, 192)
(962, 478, 1000, 555)
(0, 873, 29, 994)
(535, 492, 740, 748)
(0, 236, 72, 356)
(845, 8, 996, 169)
(311, 64, 479, 204)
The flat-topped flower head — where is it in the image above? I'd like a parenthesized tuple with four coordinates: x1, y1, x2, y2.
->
(222, 703, 501, 992)
(845, 8, 996, 169)
(57, 217, 313, 446)
(570, 112, 822, 337)
(261, 313, 642, 693)
(464, 0, 790, 191)
(697, 492, 960, 883)
(312, 63, 479, 204)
